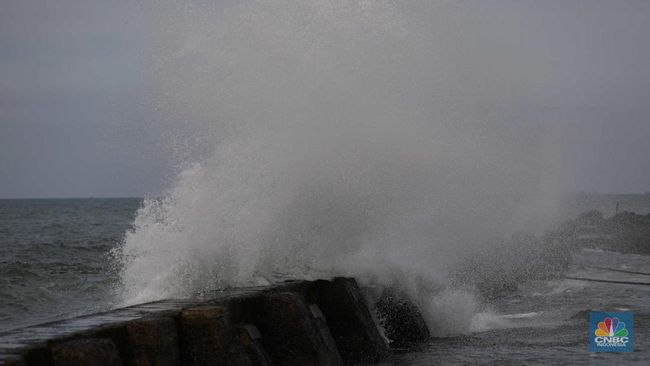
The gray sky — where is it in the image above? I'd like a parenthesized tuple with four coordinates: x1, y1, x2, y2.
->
(1, 0, 649, 198)
(1, 0, 169, 198)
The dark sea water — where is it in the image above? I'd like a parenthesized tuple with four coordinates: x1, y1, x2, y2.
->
(0, 198, 141, 331)
(1, 197, 649, 364)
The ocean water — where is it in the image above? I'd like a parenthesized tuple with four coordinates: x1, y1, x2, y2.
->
(0, 198, 141, 331)
(2, 198, 649, 364)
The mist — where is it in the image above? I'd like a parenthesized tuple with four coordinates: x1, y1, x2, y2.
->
(115, 0, 579, 335)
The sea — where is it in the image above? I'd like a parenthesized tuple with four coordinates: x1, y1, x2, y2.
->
(0, 198, 141, 330)
(1, 196, 649, 364)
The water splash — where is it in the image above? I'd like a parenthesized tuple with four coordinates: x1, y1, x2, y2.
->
(115, 0, 572, 333)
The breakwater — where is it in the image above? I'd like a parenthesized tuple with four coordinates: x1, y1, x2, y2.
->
(0, 278, 429, 365)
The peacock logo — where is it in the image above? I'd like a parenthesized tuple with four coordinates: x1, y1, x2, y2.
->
(590, 311, 634, 352)
(594, 317, 628, 337)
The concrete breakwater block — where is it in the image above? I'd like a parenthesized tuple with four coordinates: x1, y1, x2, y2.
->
(51, 339, 121, 366)
(0, 354, 25, 366)
(179, 306, 253, 365)
(316, 278, 390, 364)
(236, 324, 272, 366)
(375, 288, 430, 348)
(64, 315, 181, 366)
(0, 278, 432, 366)
(258, 292, 342, 366)
(177, 294, 342, 366)
(0, 340, 49, 365)
(124, 317, 180, 366)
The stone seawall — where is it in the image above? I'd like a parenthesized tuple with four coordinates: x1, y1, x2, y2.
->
(0, 278, 430, 366)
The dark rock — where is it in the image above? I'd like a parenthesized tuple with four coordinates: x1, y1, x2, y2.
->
(226, 294, 266, 327)
(375, 287, 430, 348)
(236, 324, 272, 366)
(0, 354, 25, 366)
(124, 317, 179, 366)
(91, 323, 130, 365)
(0, 279, 400, 366)
(20, 345, 51, 366)
(307, 304, 341, 366)
(179, 306, 251, 366)
(50, 338, 122, 366)
(316, 278, 389, 364)
(259, 292, 342, 366)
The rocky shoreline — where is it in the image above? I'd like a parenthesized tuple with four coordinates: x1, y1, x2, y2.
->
(560, 210, 650, 255)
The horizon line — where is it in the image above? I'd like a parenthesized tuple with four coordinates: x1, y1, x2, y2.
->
(1, 191, 649, 200)
(0, 196, 147, 200)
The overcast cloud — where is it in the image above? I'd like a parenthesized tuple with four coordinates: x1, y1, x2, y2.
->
(1, 0, 649, 198)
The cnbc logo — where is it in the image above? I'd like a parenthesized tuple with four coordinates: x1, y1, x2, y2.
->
(589, 311, 634, 352)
